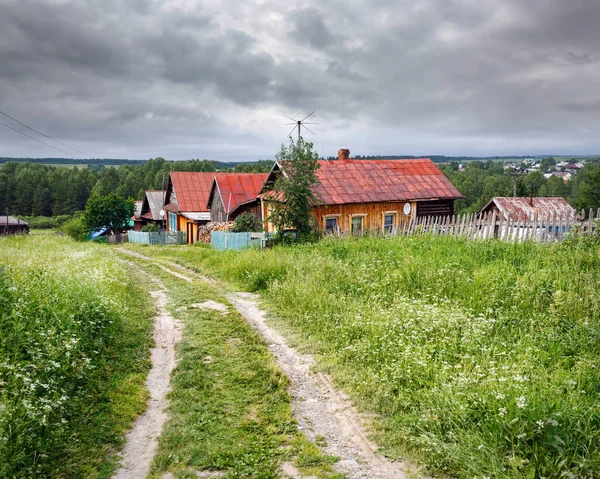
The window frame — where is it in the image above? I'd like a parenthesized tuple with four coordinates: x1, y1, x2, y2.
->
(350, 214, 366, 235)
(383, 211, 397, 233)
(324, 215, 340, 233)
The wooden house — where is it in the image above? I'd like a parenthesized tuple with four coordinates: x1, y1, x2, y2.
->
(206, 173, 268, 223)
(164, 172, 216, 244)
(480, 197, 576, 221)
(139, 190, 166, 230)
(1, 215, 29, 235)
(260, 149, 463, 233)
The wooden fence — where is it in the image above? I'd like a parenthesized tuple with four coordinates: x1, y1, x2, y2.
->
(388, 208, 600, 243)
(127, 230, 186, 245)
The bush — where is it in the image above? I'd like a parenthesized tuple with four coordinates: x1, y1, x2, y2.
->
(141, 223, 160, 232)
(61, 215, 88, 241)
(17, 215, 73, 229)
(231, 212, 263, 233)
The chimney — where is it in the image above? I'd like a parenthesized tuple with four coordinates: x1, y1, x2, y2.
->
(338, 149, 350, 161)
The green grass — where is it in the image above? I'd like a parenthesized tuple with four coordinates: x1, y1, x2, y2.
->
(118, 256, 342, 479)
(0, 236, 153, 478)
(126, 235, 600, 478)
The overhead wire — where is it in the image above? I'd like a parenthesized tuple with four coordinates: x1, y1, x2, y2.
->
(0, 109, 94, 158)
(0, 120, 77, 158)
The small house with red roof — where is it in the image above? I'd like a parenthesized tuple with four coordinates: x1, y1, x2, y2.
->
(164, 172, 222, 243)
(260, 148, 464, 234)
(206, 173, 268, 223)
(164, 171, 269, 243)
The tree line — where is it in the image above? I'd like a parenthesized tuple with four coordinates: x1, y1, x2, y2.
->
(0, 158, 273, 217)
(1, 156, 598, 219)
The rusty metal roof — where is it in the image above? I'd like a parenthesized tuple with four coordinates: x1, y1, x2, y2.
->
(209, 173, 268, 214)
(482, 197, 576, 220)
(168, 172, 226, 212)
(313, 158, 463, 205)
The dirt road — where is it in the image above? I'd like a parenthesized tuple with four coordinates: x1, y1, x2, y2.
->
(115, 249, 413, 478)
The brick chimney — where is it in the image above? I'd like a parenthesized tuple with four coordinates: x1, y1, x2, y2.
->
(338, 149, 350, 161)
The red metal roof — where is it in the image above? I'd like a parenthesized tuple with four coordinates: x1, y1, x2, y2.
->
(170, 172, 226, 212)
(483, 197, 576, 220)
(212, 173, 268, 213)
(313, 158, 463, 205)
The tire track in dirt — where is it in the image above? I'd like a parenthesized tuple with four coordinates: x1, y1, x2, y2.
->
(115, 249, 416, 478)
(227, 292, 411, 479)
(113, 260, 182, 479)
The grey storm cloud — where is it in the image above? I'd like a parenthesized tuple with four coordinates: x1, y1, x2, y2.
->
(0, 0, 599, 160)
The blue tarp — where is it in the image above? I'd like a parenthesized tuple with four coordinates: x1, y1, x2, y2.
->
(88, 227, 108, 240)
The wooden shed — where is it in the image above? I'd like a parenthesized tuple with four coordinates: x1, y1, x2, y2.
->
(260, 149, 464, 234)
(480, 197, 576, 220)
(1, 215, 29, 235)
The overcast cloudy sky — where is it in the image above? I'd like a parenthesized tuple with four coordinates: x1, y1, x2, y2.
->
(1, 0, 599, 161)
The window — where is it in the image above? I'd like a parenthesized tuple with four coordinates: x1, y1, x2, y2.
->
(384, 213, 395, 233)
(325, 217, 338, 232)
(351, 216, 363, 235)
(169, 212, 177, 232)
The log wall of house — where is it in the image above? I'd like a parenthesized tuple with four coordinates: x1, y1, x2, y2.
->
(262, 200, 419, 233)
(415, 199, 455, 218)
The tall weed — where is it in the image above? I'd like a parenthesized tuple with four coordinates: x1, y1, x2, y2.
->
(0, 236, 152, 477)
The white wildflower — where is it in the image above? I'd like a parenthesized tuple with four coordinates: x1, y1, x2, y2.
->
(516, 396, 527, 409)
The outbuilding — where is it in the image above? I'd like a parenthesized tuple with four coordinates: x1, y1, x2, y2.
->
(1, 215, 29, 235)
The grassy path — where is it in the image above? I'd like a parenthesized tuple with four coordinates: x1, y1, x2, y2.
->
(116, 249, 344, 479)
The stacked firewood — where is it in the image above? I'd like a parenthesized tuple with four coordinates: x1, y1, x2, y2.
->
(197, 222, 233, 244)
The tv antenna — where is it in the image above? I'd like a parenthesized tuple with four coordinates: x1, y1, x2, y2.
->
(283, 111, 317, 140)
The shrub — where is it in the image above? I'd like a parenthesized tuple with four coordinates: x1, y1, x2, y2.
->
(17, 215, 73, 229)
(61, 215, 87, 241)
(141, 223, 160, 232)
(231, 212, 263, 233)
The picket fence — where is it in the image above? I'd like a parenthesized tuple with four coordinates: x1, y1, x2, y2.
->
(389, 208, 600, 243)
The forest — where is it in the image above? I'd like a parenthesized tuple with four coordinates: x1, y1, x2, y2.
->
(0, 157, 273, 217)
(1, 157, 599, 219)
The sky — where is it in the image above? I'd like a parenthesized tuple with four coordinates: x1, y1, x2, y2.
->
(1, 0, 599, 161)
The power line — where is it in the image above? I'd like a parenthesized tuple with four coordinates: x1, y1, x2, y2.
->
(0, 109, 94, 158)
(0, 120, 76, 158)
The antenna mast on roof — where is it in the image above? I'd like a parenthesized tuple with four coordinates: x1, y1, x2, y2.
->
(283, 111, 317, 141)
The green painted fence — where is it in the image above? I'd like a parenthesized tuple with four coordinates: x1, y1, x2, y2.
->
(128, 230, 186, 245)
(210, 231, 253, 251)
